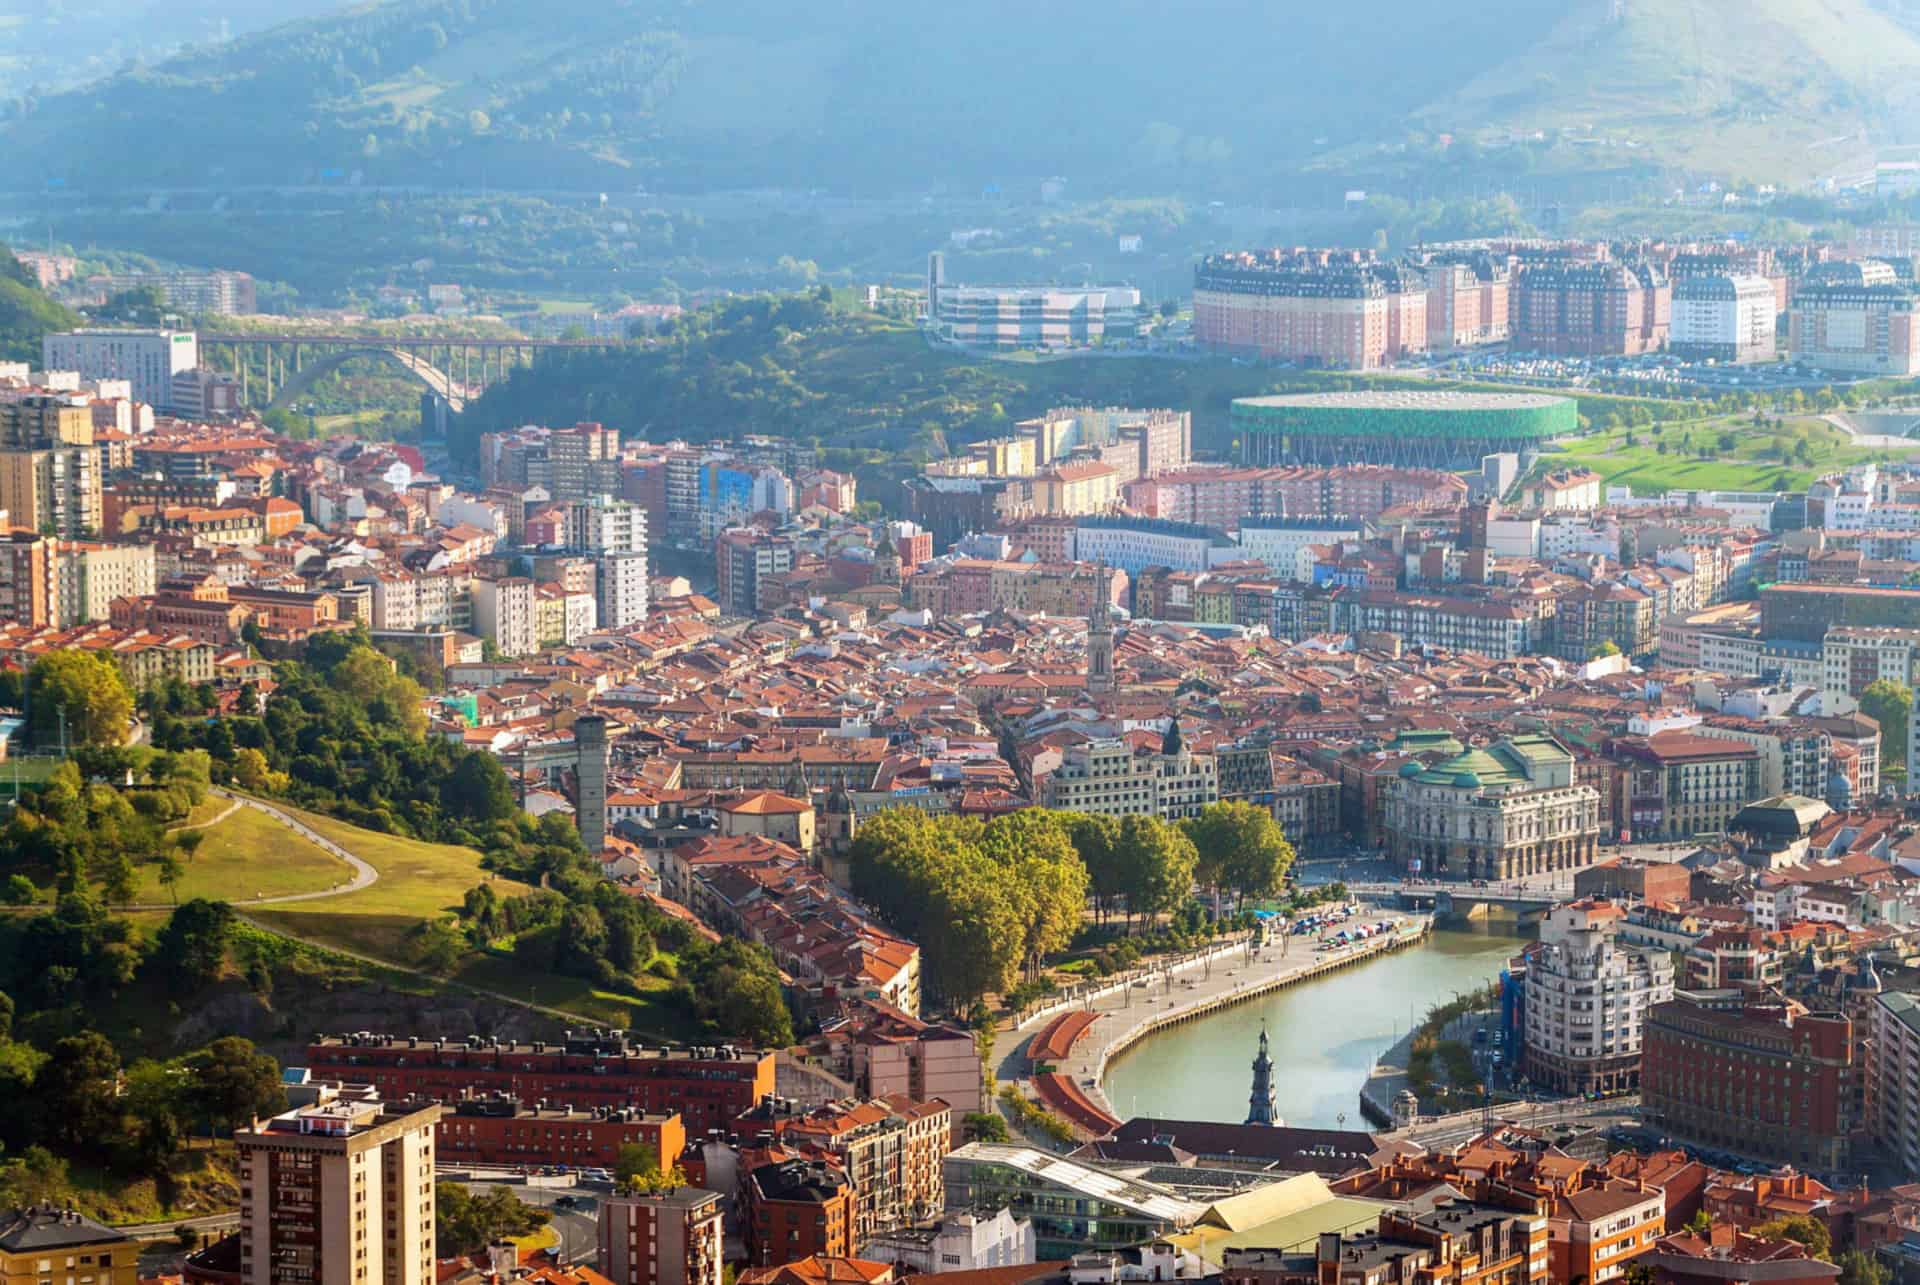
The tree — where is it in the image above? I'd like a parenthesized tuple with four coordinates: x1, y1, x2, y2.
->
(121, 1059, 189, 1173)
(187, 1036, 285, 1135)
(1838, 1250, 1890, 1285)
(701, 965, 794, 1048)
(157, 899, 236, 984)
(963, 1111, 1010, 1143)
(614, 1142, 688, 1194)
(151, 851, 184, 904)
(1754, 1215, 1831, 1263)
(26, 650, 132, 748)
(36, 1031, 122, 1153)
(0, 1147, 69, 1209)
(1861, 679, 1912, 780)
(442, 753, 516, 827)
(1, 875, 35, 905)
(1183, 801, 1295, 908)
(1113, 814, 1197, 928)
(1686, 1211, 1714, 1236)
(100, 852, 138, 906)
(1588, 640, 1621, 660)
(402, 917, 467, 975)
(435, 1184, 551, 1257)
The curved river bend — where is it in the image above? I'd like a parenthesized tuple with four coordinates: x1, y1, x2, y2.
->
(1101, 928, 1518, 1128)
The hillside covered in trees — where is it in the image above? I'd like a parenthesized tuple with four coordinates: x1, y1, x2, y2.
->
(0, 247, 81, 364)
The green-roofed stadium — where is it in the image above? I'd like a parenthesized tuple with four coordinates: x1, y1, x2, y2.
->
(1234, 390, 1578, 469)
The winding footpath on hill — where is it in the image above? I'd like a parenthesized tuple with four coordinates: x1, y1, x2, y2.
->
(122, 787, 380, 912)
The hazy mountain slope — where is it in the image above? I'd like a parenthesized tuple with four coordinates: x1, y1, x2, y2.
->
(1420, 0, 1920, 177)
(3, 0, 1916, 192)
(0, 0, 343, 97)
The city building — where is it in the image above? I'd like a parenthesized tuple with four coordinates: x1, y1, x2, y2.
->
(0, 446, 100, 538)
(1789, 260, 1920, 375)
(1421, 253, 1512, 351)
(53, 541, 156, 627)
(597, 550, 651, 630)
(1070, 516, 1236, 577)
(1383, 735, 1601, 881)
(1511, 260, 1670, 356)
(233, 1087, 442, 1285)
(941, 1145, 1202, 1258)
(1871, 991, 1920, 1178)
(433, 1097, 685, 1170)
(547, 423, 622, 502)
(1644, 1228, 1838, 1285)
(0, 530, 52, 627)
(1764, 583, 1920, 643)
(1522, 902, 1675, 1095)
(1316, 1197, 1550, 1285)
(43, 329, 198, 409)
(861, 1209, 1036, 1275)
(1643, 991, 1858, 1172)
(745, 1159, 857, 1267)
(599, 1188, 724, 1285)
(1553, 1181, 1666, 1285)
(1614, 732, 1763, 841)
(926, 255, 1141, 349)
(1192, 249, 1429, 369)
(86, 268, 255, 315)
(1670, 274, 1779, 364)
(302, 1032, 776, 1136)
(716, 530, 795, 617)
(1040, 737, 1219, 821)
(0, 1209, 139, 1285)
(471, 576, 537, 657)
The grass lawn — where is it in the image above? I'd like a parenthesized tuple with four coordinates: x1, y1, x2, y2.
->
(136, 805, 352, 905)
(457, 948, 684, 1036)
(247, 805, 524, 957)
(1533, 415, 1920, 495)
(173, 793, 239, 829)
(241, 804, 694, 1035)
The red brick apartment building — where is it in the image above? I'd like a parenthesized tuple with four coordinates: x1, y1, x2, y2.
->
(304, 1031, 776, 1134)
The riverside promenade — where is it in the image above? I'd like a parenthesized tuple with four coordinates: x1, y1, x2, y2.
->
(1000, 911, 1432, 1132)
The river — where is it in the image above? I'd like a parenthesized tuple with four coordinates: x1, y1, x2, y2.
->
(1100, 927, 1521, 1128)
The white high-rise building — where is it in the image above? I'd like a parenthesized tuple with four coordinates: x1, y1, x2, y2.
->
(43, 329, 198, 409)
(1522, 902, 1674, 1097)
(597, 550, 650, 630)
(565, 496, 648, 553)
(1670, 274, 1777, 364)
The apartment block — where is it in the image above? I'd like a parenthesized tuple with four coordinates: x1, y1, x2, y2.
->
(234, 1089, 441, 1285)
(0, 446, 100, 538)
(599, 1188, 723, 1285)
(0, 1209, 139, 1285)
(1040, 738, 1219, 821)
(471, 576, 538, 657)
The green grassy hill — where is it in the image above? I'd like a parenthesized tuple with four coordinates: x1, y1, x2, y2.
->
(0, 246, 81, 363)
(8, 0, 1911, 192)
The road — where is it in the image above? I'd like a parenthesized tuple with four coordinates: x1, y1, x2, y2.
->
(474, 1182, 600, 1266)
(119, 1211, 239, 1240)
(1398, 1095, 1643, 1149)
